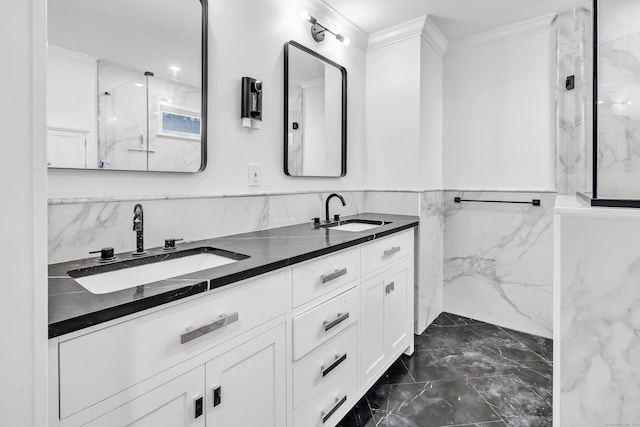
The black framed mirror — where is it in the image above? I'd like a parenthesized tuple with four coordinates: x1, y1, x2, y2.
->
(46, 0, 208, 173)
(284, 41, 347, 177)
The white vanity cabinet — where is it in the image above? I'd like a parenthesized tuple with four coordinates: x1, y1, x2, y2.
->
(360, 259, 412, 387)
(205, 325, 286, 427)
(49, 227, 415, 427)
(82, 367, 205, 427)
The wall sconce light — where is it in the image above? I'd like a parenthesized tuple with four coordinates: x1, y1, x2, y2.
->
(300, 9, 350, 46)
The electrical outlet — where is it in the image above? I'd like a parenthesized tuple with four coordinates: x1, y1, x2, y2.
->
(248, 163, 261, 186)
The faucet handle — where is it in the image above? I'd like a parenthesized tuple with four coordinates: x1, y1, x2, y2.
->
(164, 238, 183, 250)
(89, 247, 116, 262)
(333, 214, 341, 222)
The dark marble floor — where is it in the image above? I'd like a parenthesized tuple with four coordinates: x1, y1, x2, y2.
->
(337, 312, 553, 427)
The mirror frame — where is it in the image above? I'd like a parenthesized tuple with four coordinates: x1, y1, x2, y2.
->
(46, 0, 208, 173)
(283, 40, 347, 177)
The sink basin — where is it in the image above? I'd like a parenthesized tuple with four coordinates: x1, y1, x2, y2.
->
(321, 219, 391, 232)
(68, 247, 249, 294)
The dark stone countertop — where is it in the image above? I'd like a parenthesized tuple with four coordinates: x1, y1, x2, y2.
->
(49, 213, 418, 338)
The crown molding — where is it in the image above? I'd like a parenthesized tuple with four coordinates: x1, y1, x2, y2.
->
(367, 16, 427, 51)
(422, 16, 448, 57)
(445, 13, 556, 57)
(299, 0, 369, 50)
(367, 15, 448, 56)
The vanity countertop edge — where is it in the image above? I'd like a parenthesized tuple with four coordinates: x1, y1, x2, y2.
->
(48, 213, 418, 338)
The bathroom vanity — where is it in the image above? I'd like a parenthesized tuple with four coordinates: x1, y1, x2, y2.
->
(48, 213, 418, 427)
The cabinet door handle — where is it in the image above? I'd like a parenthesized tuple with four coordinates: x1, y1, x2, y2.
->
(321, 353, 347, 377)
(321, 268, 347, 283)
(383, 246, 401, 257)
(180, 312, 239, 344)
(194, 396, 203, 418)
(212, 385, 222, 407)
(321, 395, 347, 423)
(323, 312, 350, 331)
(385, 281, 395, 294)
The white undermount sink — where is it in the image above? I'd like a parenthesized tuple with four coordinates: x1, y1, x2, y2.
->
(322, 219, 390, 232)
(331, 222, 383, 232)
(70, 248, 246, 295)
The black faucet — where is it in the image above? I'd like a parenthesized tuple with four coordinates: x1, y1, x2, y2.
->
(325, 193, 346, 223)
(132, 204, 146, 255)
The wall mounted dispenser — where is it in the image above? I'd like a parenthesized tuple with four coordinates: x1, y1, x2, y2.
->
(241, 77, 263, 130)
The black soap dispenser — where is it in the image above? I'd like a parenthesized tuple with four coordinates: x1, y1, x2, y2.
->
(241, 77, 263, 129)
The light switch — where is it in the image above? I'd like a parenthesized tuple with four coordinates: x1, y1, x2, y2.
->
(248, 163, 261, 186)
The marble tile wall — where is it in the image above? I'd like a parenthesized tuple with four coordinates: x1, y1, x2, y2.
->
(443, 191, 555, 338)
(417, 191, 444, 333)
(48, 192, 365, 264)
(556, 7, 592, 196)
(559, 212, 640, 426)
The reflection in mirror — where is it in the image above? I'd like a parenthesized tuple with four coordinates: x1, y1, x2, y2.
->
(284, 41, 347, 177)
(47, 0, 207, 172)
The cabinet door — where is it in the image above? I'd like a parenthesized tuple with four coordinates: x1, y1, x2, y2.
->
(386, 261, 410, 356)
(360, 271, 387, 386)
(206, 324, 285, 427)
(84, 367, 204, 427)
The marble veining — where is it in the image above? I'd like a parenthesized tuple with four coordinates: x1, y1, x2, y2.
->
(555, 7, 592, 197)
(338, 312, 552, 427)
(417, 191, 444, 333)
(559, 213, 640, 426)
(48, 192, 365, 264)
(443, 191, 555, 338)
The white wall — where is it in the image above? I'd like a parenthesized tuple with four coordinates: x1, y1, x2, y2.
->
(48, 0, 367, 199)
(443, 24, 556, 191)
(420, 39, 444, 189)
(0, 0, 48, 425)
(366, 37, 422, 189)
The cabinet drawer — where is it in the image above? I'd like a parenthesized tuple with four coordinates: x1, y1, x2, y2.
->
(292, 248, 357, 307)
(293, 326, 356, 409)
(292, 287, 358, 360)
(294, 367, 357, 427)
(361, 230, 413, 276)
(59, 272, 286, 419)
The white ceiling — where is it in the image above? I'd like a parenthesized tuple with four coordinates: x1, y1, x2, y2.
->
(48, 0, 202, 84)
(322, 0, 588, 40)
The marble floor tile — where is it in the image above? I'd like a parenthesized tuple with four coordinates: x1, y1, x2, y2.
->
(336, 396, 376, 427)
(366, 380, 501, 427)
(507, 365, 552, 400)
(498, 328, 553, 362)
(442, 423, 507, 427)
(501, 416, 551, 427)
(403, 346, 515, 382)
(340, 315, 553, 427)
(483, 345, 548, 365)
(444, 312, 486, 326)
(468, 375, 552, 419)
(374, 357, 416, 385)
(414, 325, 483, 351)
(466, 324, 530, 349)
(430, 312, 458, 326)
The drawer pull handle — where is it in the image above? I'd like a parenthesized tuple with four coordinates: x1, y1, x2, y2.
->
(323, 312, 350, 331)
(321, 353, 347, 377)
(321, 395, 347, 423)
(321, 268, 347, 283)
(385, 281, 395, 294)
(384, 246, 401, 257)
(180, 312, 239, 344)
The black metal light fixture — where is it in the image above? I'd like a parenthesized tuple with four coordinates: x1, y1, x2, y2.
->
(300, 9, 350, 46)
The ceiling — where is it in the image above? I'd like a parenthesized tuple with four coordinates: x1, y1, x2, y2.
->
(48, 0, 202, 84)
(322, 0, 588, 40)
